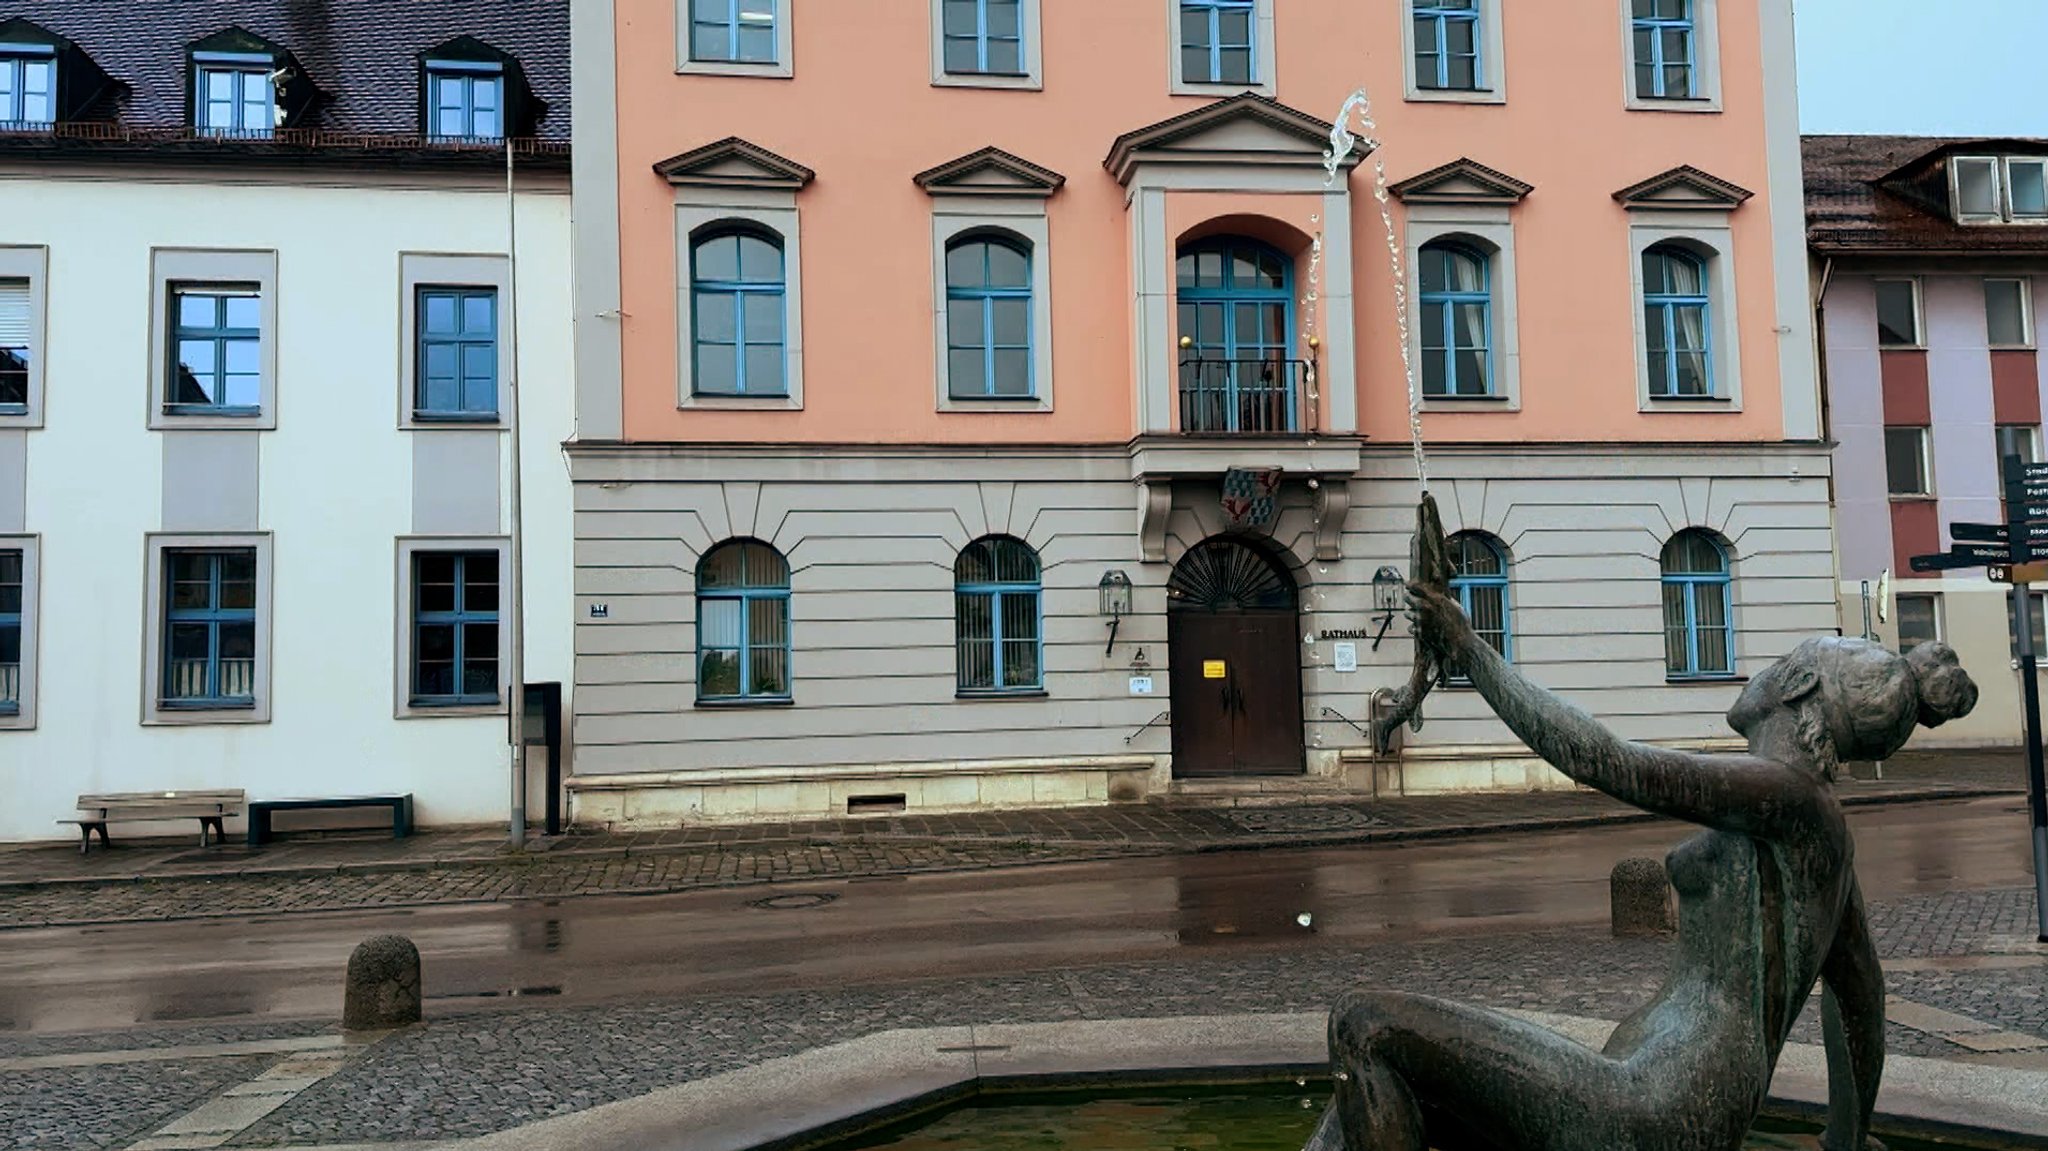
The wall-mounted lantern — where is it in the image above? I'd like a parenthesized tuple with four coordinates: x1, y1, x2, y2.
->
(1099, 570, 1133, 655)
(1371, 565, 1405, 651)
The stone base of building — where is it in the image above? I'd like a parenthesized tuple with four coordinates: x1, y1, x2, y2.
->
(566, 755, 1163, 828)
(565, 738, 1757, 828)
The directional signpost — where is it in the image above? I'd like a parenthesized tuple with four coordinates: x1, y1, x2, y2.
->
(1910, 455, 2048, 941)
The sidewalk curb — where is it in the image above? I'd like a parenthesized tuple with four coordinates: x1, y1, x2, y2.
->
(0, 786, 2015, 922)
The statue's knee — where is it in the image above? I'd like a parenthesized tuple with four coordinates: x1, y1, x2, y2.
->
(1330, 991, 1404, 1054)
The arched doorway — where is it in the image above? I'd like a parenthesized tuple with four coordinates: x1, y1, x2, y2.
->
(1166, 538, 1306, 777)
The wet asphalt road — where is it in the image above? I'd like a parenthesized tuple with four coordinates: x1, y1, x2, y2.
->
(0, 797, 2034, 1036)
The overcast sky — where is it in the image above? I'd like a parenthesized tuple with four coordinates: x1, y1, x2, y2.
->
(1797, 0, 2048, 136)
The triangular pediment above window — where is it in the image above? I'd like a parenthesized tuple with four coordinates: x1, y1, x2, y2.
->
(654, 137, 815, 191)
(1389, 158, 1533, 205)
(1105, 94, 1366, 185)
(914, 147, 1065, 198)
(1613, 165, 1754, 211)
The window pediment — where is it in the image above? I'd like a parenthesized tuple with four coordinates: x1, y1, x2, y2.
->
(914, 146, 1064, 198)
(1105, 94, 1364, 186)
(1613, 165, 1754, 212)
(1390, 158, 1532, 205)
(655, 136, 815, 191)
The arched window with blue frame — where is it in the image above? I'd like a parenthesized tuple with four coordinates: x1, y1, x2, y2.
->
(941, 0, 1026, 75)
(691, 226, 787, 398)
(1180, 0, 1257, 85)
(1176, 236, 1294, 432)
(1662, 530, 1733, 679)
(1413, 0, 1483, 91)
(697, 540, 792, 702)
(1643, 244, 1712, 398)
(945, 233, 1034, 399)
(1445, 532, 1510, 683)
(1419, 241, 1492, 398)
(955, 536, 1042, 694)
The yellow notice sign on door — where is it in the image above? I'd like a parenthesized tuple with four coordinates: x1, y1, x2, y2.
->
(1203, 660, 1227, 679)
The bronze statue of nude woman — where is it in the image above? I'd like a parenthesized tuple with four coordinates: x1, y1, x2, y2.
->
(1306, 570, 1980, 1151)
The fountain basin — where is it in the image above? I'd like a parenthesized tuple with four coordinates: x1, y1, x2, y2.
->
(806, 1081, 2016, 1151)
(451, 1013, 2048, 1151)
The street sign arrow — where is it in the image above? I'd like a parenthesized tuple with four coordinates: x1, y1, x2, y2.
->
(2007, 480, 2048, 504)
(1913, 551, 1997, 572)
(2013, 503, 2048, 524)
(1952, 522, 2010, 542)
(1951, 542, 2012, 562)
(2004, 457, 2048, 483)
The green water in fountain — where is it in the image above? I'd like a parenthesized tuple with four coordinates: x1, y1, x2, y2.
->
(823, 1085, 1972, 1151)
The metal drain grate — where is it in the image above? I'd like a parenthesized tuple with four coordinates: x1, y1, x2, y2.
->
(746, 892, 840, 910)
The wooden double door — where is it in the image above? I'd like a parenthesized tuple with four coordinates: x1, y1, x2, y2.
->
(1167, 539, 1306, 778)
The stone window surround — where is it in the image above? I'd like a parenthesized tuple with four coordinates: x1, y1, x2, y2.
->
(1166, 0, 1277, 98)
(0, 246, 46, 430)
(1405, 206, 1523, 413)
(1875, 276, 1924, 350)
(674, 191, 806, 411)
(140, 531, 274, 726)
(929, 0, 1044, 90)
(1620, 0, 1722, 113)
(675, 0, 794, 79)
(148, 248, 279, 431)
(1626, 213, 1743, 413)
(932, 198, 1055, 413)
(398, 253, 513, 430)
(1401, 0, 1508, 105)
(393, 535, 512, 720)
(0, 533, 37, 730)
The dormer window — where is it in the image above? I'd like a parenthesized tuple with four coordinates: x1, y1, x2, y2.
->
(1953, 156, 2048, 224)
(427, 60, 502, 140)
(0, 45, 55, 128)
(193, 53, 276, 137)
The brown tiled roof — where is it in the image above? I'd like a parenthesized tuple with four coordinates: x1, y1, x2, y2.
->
(1804, 134, 2048, 255)
(0, 0, 568, 141)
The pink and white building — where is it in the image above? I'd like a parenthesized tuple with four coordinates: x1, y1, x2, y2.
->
(563, 0, 1828, 823)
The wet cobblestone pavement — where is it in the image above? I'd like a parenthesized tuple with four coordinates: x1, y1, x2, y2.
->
(0, 878, 2036, 1149)
(0, 749, 2019, 931)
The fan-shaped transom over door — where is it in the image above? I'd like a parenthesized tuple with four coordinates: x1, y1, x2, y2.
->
(1166, 539, 1306, 777)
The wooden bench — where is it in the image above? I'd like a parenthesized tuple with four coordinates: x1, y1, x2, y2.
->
(61, 791, 245, 855)
(247, 794, 414, 846)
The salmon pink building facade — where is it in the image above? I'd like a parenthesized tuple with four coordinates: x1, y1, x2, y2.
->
(564, 0, 1827, 824)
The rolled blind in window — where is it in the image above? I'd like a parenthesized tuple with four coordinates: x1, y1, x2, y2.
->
(0, 281, 29, 347)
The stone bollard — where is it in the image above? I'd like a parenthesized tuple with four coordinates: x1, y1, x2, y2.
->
(344, 934, 422, 1030)
(1610, 857, 1675, 937)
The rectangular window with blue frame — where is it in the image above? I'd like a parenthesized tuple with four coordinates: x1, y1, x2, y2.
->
(426, 61, 503, 140)
(162, 548, 258, 709)
(1630, 0, 1696, 100)
(193, 59, 274, 135)
(412, 551, 501, 707)
(0, 46, 55, 128)
(168, 284, 262, 415)
(942, 0, 1025, 75)
(1413, 0, 1482, 91)
(415, 287, 499, 420)
(1180, 0, 1256, 85)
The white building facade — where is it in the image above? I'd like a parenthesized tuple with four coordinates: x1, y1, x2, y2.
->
(0, 2, 573, 843)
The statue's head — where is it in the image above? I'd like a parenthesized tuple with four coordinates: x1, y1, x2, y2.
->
(1727, 638, 1977, 776)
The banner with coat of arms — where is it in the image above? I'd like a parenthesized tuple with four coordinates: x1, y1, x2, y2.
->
(1221, 467, 1284, 532)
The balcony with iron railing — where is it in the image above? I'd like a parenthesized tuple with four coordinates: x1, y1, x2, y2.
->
(1176, 356, 1311, 435)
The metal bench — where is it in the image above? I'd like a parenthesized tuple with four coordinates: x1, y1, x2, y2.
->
(246, 794, 414, 846)
(60, 790, 245, 855)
